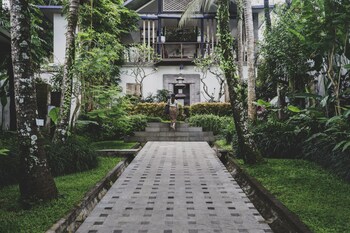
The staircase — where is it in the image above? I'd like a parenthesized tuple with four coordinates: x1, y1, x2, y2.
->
(125, 122, 214, 143)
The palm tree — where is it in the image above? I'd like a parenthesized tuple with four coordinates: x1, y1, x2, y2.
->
(243, 0, 256, 121)
(236, 0, 244, 82)
(180, 0, 261, 164)
(53, 0, 80, 143)
(10, 0, 58, 202)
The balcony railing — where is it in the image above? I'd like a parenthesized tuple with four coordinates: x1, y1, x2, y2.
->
(123, 42, 217, 64)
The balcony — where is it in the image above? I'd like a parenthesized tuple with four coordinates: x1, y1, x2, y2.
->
(123, 41, 217, 65)
(158, 42, 199, 62)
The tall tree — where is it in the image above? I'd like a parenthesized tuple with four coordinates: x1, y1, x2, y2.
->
(217, 0, 261, 164)
(243, 0, 257, 121)
(10, 0, 58, 202)
(180, 0, 261, 164)
(236, 0, 244, 82)
(53, 0, 80, 142)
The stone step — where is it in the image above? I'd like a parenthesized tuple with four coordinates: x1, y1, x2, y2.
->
(125, 136, 214, 142)
(134, 131, 213, 137)
(147, 122, 190, 128)
(145, 126, 202, 132)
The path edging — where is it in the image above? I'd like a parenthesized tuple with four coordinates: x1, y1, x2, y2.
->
(216, 149, 313, 233)
(46, 155, 135, 233)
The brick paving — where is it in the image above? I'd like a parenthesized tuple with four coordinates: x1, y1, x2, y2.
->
(76, 141, 273, 233)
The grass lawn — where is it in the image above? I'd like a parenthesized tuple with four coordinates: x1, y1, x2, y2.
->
(215, 139, 233, 151)
(91, 140, 138, 150)
(0, 157, 122, 233)
(239, 159, 350, 233)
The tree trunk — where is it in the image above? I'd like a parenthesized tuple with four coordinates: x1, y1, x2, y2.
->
(236, 0, 244, 83)
(243, 0, 257, 122)
(10, 0, 58, 202)
(264, 0, 271, 32)
(217, 0, 261, 164)
(53, 0, 80, 143)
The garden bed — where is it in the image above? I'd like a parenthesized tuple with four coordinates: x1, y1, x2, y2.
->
(0, 157, 126, 233)
(217, 150, 350, 233)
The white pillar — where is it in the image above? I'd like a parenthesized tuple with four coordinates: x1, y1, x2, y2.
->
(152, 20, 155, 47)
(211, 19, 215, 50)
(143, 20, 146, 45)
(148, 20, 151, 61)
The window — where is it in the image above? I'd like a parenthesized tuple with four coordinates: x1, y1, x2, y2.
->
(126, 83, 141, 96)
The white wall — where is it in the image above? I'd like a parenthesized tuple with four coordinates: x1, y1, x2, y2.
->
(120, 65, 248, 103)
(252, 0, 286, 5)
(53, 13, 67, 65)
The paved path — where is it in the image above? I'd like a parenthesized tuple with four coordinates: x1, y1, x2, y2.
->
(76, 142, 272, 233)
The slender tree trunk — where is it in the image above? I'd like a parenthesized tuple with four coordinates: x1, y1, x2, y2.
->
(264, 0, 271, 32)
(237, 0, 244, 83)
(217, 0, 261, 164)
(10, 0, 58, 202)
(243, 0, 257, 121)
(7, 58, 16, 130)
(53, 0, 80, 143)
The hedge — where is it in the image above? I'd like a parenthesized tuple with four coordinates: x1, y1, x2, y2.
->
(128, 103, 187, 121)
(128, 102, 232, 120)
(190, 102, 232, 116)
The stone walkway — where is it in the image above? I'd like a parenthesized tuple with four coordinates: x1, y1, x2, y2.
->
(76, 142, 272, 233)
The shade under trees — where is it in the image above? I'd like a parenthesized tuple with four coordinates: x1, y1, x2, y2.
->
(10, 0, 58, 202)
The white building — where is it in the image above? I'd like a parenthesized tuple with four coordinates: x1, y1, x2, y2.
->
(120, 0, 280, 104)
(39, 0, 286, 106)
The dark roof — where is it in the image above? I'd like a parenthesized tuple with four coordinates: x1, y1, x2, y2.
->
(124, 0, 270, 14)
(37, 5, 63, 22)
(124, 0, 152, 11)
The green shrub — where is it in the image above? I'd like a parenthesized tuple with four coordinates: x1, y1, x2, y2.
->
(0, 132, 19, 188)
(126, 114, 148, 135)
(101, 117, 130, 140)
(0, 135, 99, 187)
(46, 136, 98, 176)
(222, 120, 235, 143)
(251, 120, 308, 159)
(75, 120, 102, 140)
(146, 116, 163, 122)
(190, 103, 232, 116)
(129, 103, 186, 121)
(303, 115, 350, 181)
(98, 114, 148, 140)
(188, 114, 232, 135)
(0, 152, 19, 188)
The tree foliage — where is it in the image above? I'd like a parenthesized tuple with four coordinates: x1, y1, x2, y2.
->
(258, 0, 350, 116)
(76, 0, 139, 85)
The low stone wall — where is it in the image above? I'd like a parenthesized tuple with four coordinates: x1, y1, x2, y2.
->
(216, 149, 313, 233)
(46, 155, 135, 233)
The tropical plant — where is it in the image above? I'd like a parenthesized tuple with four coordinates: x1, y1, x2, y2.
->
(188, 114, 232, 135)
(258, 4, 313, 112)
(260, 0, 350, 117)
(46, 136, 98, 176)
(303, 110, 350, 181)
(155, 89, 170, 103)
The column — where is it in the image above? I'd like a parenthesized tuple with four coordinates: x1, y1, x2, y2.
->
(148, 20, 151, 61)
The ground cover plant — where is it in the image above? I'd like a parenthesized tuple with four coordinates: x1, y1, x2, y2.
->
(239, 159, 350, 233)
(0, 157, 122, 233)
